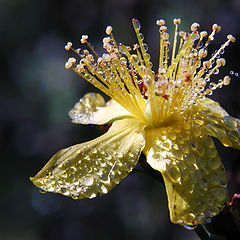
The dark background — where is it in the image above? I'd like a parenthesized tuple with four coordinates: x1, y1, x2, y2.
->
(1, 0, 240, 239)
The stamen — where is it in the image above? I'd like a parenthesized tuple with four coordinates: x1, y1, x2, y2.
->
(64, 19, 236, 126)
(171, 18, 181, 64)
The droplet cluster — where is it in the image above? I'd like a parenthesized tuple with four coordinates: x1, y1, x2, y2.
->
(203, 107, 240, 149)
(69, 93, 105, 124)
(31, 119, 145, 199)
(144, 120, 228, 226)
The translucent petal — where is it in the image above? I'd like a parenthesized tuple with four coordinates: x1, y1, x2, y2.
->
(143, 122, 228, 226)
(31, 119, 145, 199)
(69, 93, 133, 125)
(195, 97, 240, 149)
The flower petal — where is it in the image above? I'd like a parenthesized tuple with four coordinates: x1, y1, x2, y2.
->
(30, 119, 145, 199)
(143, 123, 228, 226)
(195, 98, 240, 149)
(69, 93, 133, 125)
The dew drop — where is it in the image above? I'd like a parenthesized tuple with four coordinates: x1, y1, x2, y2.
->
(220, 49, 225, 54)
(235, 72, 239, 77)
(132, 18, 141, 30)
(213, 68, 219, 75)
(230, 70, 234, 75)
(145, 53, 151, 60)
(83, 176, 94, 186)
(101, 185, 108, 194)
(143, 43, 148, 51)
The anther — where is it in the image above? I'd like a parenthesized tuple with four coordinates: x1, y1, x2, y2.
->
(83, 50, 90, 55)
(76, 64, 84, 73)
(203, 61, 211, 69)
(86, 54, 94, 62)
(199, 49, 208, 58)
(173, 18, 181, 25)
(191, 22, 200, 32)
(107, 45, 114, 53)
(103, 42, 110, 49)
(183, 73, 192, 82)
(103, 37, 111, 44)
(102, 53, 111, 62)
(183, 32, 190, 41)
(76, 48, 81, 53)
(65, 61, 72, 69)
(179, 31, 185, 37)
(110, 53, 118, 60)
(163, 41, 170, 46)
(212, 24, 221, 33)
(81, 35, 88, 44)
(65, 42, 72, 51)
(227, 35, 236, 43)
(97, 57, 104, 65)
(106, 26, 113, 35)
(160, 26, 167, 32)
(156, 19, 165, 26)
(162, 32, 169, 40)
(216, 58, 226, 67)
(68, 57, 76, 64)
(200, 31, 208, 38)
(223, 76, 231, 85)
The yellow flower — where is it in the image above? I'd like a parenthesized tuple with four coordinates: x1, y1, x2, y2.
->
(31, 18, 239, 227)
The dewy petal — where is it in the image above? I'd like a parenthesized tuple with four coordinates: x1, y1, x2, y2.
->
(143, 122, 228, 226)
(195, 97, 240, 150)
(30, 119, 145, 199)
(69, 92, 133, 125)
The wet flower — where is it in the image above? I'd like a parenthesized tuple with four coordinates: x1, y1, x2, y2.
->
(31, 18, 240, 227)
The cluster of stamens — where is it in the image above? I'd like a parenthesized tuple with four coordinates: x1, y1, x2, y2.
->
(64, 18, 236, 126)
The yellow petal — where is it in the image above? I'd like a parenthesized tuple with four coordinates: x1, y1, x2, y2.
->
(69, 92, 133, 125)
(143, 122, 228, 226)
(30, 119, 145, 199)
(195, 97, 240, 149)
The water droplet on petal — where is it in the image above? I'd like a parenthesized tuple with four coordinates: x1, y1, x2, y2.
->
(83, 176, 94, 186)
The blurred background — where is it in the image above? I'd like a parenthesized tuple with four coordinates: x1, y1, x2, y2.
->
(1, 0, 240, 239)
